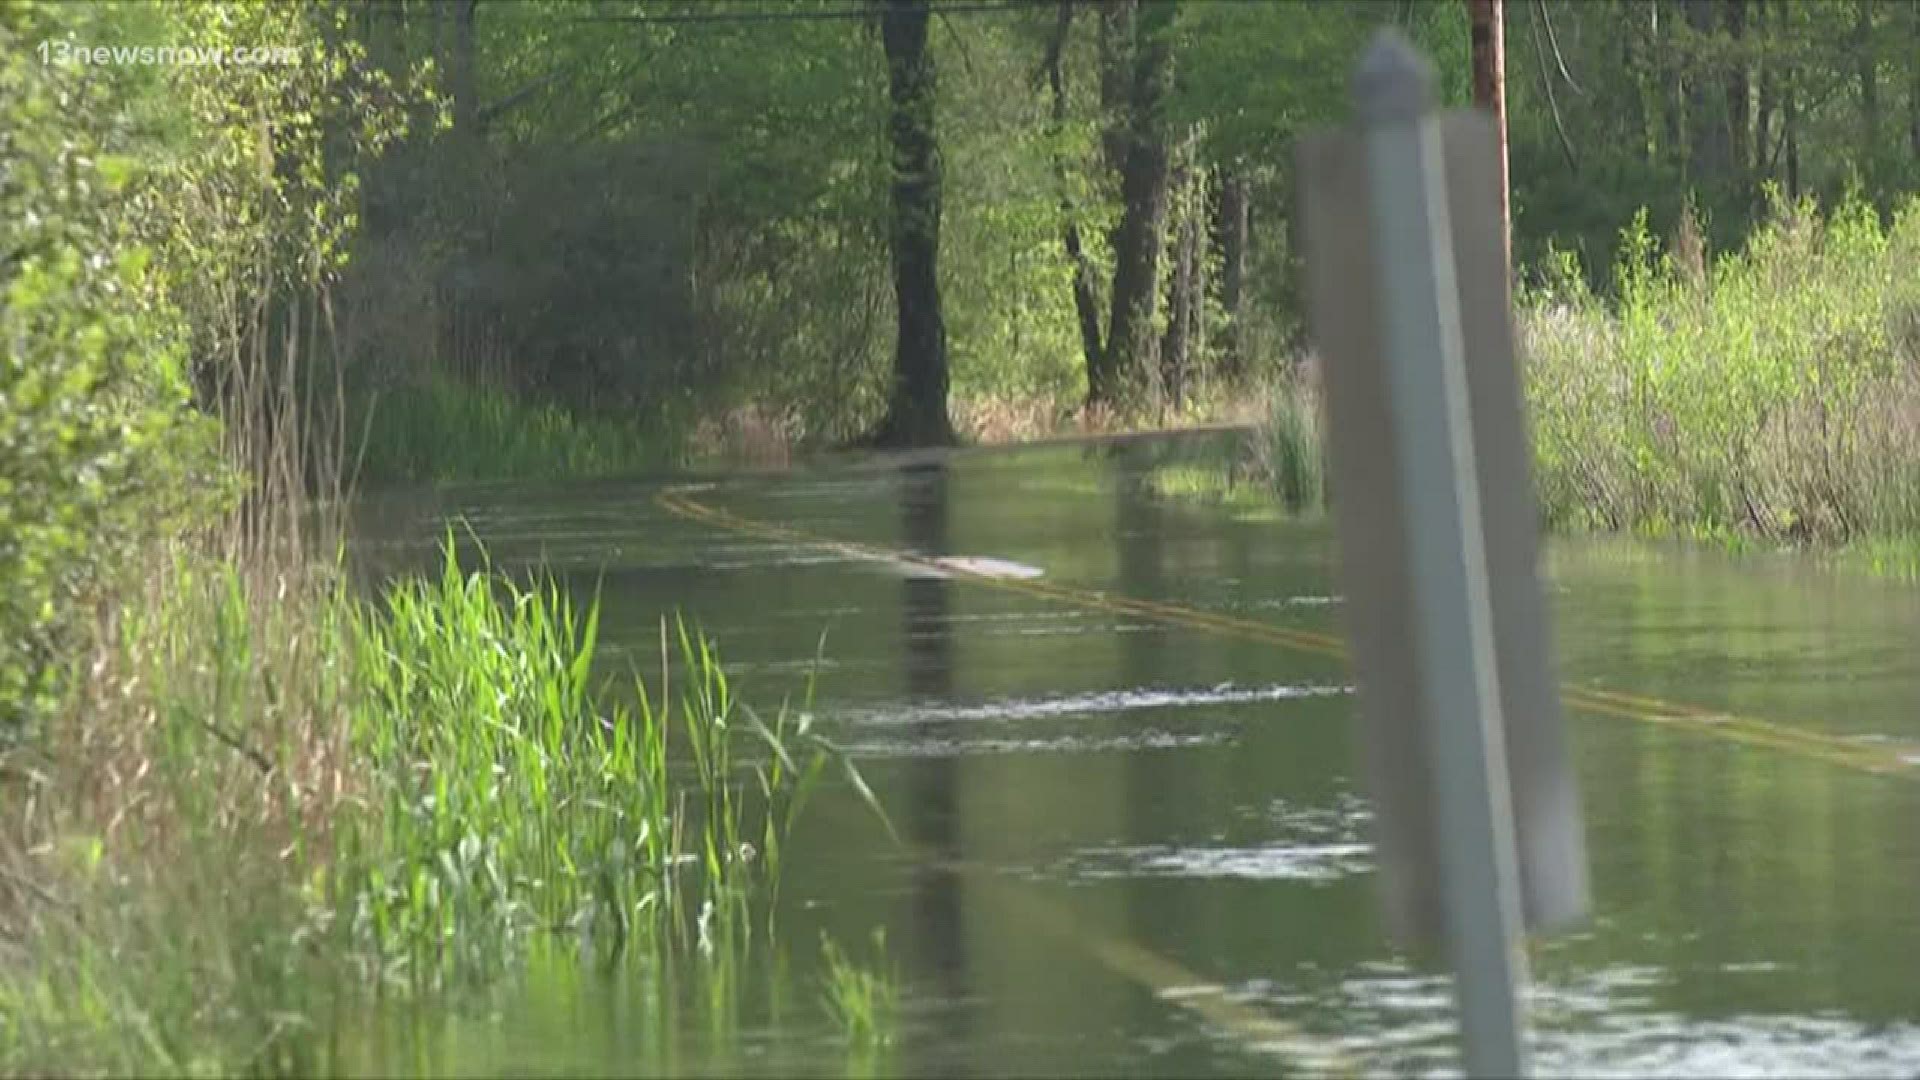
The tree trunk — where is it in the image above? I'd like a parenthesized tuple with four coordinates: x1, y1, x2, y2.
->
(1910, 0, 1920, 164)
(1774, 34, 1789, 198)
(427, 2, 445, 105)
(1092, 0, 1175, 409)
(872, 0, 955, 446)
(1045, 1, 1106, 380)
(1097, 1, 1135, 178)
(1212, 169, 1249, 380)
(1725, 0, 1750, 198)
(1856, 0, 1880, 202)
(1467, 0, 1510, 273)
(1635, 0, 1663, 166)
(1684, 0, 1729, 191)
(1755, 0, 1773, 195)
(1759, 0, 1794, 197)
(452, 0, 479, 136)
(1160, 132, 1201, 411)
(1663, 1, 1687, 174)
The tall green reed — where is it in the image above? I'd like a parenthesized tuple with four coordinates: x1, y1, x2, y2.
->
(350, 374, 673, 485)
(1256, 376, 1327, 514)
(0, 538, 883, 1073)
(822, 926, 899, 1080)
(336, 539, 879, 986)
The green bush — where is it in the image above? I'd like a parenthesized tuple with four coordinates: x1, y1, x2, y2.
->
(2, 0, 425, 727)
(1521, 194, 1920, 544)
(0, 543, 871, 1073)
(0, 1, 224, 730)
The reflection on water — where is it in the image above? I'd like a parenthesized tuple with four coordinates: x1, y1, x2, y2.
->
(895, 461, 972, 1071)
(1047, 842, 1373, 885)
(1043, 790, 1376, 885)
(838, 684, 1349, 727)
(347, 431, 1920, 1077)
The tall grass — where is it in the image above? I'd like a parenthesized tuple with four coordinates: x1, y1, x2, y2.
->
(1233, 195, 1920, 552)
(1171, 373, 1327, 517)
(1522, 195, 1920, 544)
(0, 540, 873, 1074)
(351, 374, 674, 484)
(1253, 373, 1327, 514)
(820, 928, 897, 1051)
(951, 380, 1269, 446)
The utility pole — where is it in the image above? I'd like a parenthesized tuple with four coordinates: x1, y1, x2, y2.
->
(1467, 0, 1510, 274)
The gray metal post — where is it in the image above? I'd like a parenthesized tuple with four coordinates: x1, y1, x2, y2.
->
(1352, 31, 1531, 1078)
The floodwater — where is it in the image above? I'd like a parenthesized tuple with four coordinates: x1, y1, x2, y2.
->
(349, 430, 1920, 1077)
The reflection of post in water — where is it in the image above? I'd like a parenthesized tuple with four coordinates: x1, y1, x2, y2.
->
(901, 461, 955, 703)
(1108, 440, 1195, 1015)
(895, 461, 970, 1046)
(1108, 438, 1232, 1007)
(1107, 439, 1169, 672)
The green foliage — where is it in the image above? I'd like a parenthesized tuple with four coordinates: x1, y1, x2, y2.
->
(349, 0, 895, 447)
(1522, 194, 1920, 542)
(1, 0, 430, 727)
(1170, 378, 1325, 520)
(1505, 0, 1920, 280)
(339, 544, 854, 984)
(0, 543, 877, 1071)
(1174, 0, 1467, 166)
(147, 1, 427, 305)
(352, 374, 675, 484)
(304, 0, 1920, 475)
(1257, 378, 1328, 514)
(1183, 190, 1920, 556)
(940, 11, 1091, 408)
(0, 0, 225, 729)
(820, 928, 897, 1051)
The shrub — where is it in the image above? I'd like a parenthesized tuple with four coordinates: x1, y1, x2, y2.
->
(0, 1, 224, 730)
(1520, 194, 1920, 543)
(0, 542, 870, 1072)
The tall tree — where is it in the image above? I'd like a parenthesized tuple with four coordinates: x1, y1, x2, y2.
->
(1091, 0, 1176, 409)
(1783, 0, 1801, 198)
(451, 0, 478, 136)
(1725, 0, 1750, 196)
(1044, 1, 1106, 380)
(872, 0, 955, 446)
(1212, 169, 1249, 379)
(1855, 0, 1880, 204)
(1910, 0, 1920, 165)
(1684, 0, 1731, 190)
(1159, 127, 1203, 410)
(1756, 0, 1774, 194)
(1468, 0, 1511, 271)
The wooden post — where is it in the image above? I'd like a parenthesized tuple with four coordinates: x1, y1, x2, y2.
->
(1468, 0, 1511, 275)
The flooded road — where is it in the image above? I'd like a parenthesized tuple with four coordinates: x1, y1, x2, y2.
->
(352, 431, 1920, 1077)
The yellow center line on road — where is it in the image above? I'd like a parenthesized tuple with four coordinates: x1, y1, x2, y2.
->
(656, 486, 1918, 780)
(655, 481, 1900, 1071)
(960, 860, 1367, 1068)
(658, 487, 1362, 1070)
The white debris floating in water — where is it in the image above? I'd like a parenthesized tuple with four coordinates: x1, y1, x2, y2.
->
(929, 556, 1046, 580)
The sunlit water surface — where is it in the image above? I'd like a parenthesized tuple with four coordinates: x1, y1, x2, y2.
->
(348, 431, 1920, 1077)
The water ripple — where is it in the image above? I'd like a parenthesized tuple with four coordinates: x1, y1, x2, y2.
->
(843, 683, 1350, 727)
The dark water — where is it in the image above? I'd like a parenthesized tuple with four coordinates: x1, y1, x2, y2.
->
(350, 431, 1920, 1077)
